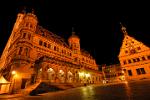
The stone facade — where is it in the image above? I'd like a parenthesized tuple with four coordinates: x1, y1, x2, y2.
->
(0, 10, 102, 93)
(118, 24, 150, 81)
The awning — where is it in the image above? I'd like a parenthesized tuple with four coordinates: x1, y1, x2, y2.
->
(0, 76, 11, 84)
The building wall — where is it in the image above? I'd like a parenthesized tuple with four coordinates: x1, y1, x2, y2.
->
(118, 25, 150, 81)
(0, 11, 102, 92)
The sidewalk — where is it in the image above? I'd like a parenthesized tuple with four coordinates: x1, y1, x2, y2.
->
(0, 93, 24, 99)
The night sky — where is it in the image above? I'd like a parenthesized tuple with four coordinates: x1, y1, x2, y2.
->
(0, 1, 150, 66)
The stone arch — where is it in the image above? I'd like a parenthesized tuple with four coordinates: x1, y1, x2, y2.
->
(67, 71, 73, 83)
(47, 67, 55, 82)
(57, 69, 65, 83)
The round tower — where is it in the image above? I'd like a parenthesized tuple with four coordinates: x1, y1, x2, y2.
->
(68, 31, 80, 54)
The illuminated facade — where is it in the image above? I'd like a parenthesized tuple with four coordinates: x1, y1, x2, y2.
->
(118, 24, 150, 81)
(102, 64, 125, 83)
(0, 10, 102, 93)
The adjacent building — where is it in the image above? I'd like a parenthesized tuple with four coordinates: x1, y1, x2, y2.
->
(118, 24, 150, 81)
(0, 9, 102, 94)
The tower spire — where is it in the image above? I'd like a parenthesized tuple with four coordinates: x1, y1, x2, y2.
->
(72, 26, 75, 36)
(120, 22, 128, 36)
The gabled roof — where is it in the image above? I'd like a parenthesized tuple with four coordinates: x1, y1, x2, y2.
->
(119, 34, 150, 57)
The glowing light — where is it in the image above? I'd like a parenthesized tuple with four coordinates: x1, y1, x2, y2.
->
(12, 71, 16, 75)
(47, 68, 53, 72)
(79, 72, 84, 77)
(85, 73, 90, 77)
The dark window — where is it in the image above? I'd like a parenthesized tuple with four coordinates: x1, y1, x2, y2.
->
(142, 56, 146, 60)
(137, 47, 141, 50)
(128, 70, 132, 76)
(23, 33, 26, 38)
(123, 60, 127, 65)
(125, 50, 128, 53)
(147, 55, 150, 60)
(128, 59, 132, 63)
(140, 68, 146, 74)
(19, 47, 23, 55)
(54, 46, 56, 51)
(39, 40, 43, 46)
(133, 59, 136, 62)
(70, 53, 72, 56)
(28, 34, 31, 40)
(25, 48, 28, 56)
(136, 58, 140, 62)
(136, 69, 141, 75)
(48, 44, 51, 48)
(44, 42, 47, 47)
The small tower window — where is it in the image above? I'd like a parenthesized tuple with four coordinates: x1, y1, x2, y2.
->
(18, 47, 23, 55)
(23, 33, 26, 38)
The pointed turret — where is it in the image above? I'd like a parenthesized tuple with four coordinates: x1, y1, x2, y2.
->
(68, 27, 80, 54)
(120, 22, 128, 36)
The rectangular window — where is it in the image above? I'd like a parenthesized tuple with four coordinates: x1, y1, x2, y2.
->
(136, 68, 146, 75)
(140, 68, 146, 74)
(39, 40, 43, 46)
(136, 69, 141, 75)
(48, 44, 51, 48)
(123, 60, 127, 65)
(23, 33, 26, 38)
(44, 42, 47, 47)
(128, 59, 132, 63)
(136, 58, 140, 62)
(147, 55, 150, 60)
(128, 70, 132, 76)
(19, 47, 23, 55)
(25, 48, 28, 56)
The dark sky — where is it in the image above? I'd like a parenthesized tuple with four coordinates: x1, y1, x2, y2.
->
(0, 1, 150, 66)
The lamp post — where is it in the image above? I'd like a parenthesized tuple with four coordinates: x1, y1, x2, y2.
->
(11, 71, 16, 94)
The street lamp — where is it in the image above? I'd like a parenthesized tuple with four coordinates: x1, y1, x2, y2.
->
(11, 70, 16, 94)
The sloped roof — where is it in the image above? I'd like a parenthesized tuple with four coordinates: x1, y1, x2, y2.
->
(36, 26, 69, 47)
(0, 76, 10, 83)
(119, 34, 150, 57)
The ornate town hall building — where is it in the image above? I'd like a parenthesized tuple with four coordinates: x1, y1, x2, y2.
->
(0, 10, 101, 94)
(119, 24, 150, 81)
